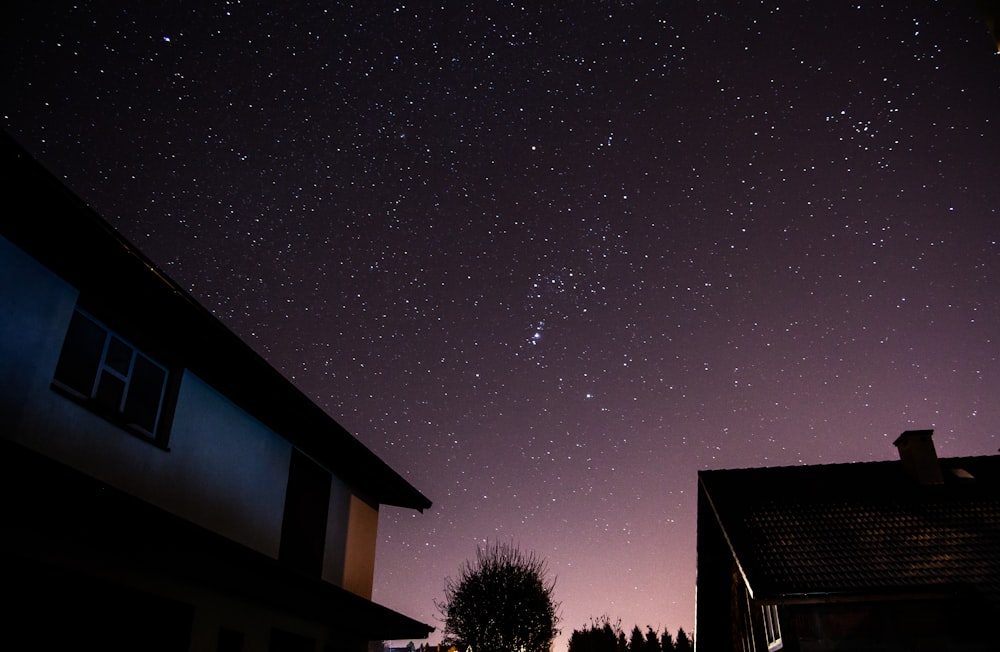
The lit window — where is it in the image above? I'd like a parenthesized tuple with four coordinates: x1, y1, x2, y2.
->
(762, 604, 782, 650)
(54, 309, 170, 443)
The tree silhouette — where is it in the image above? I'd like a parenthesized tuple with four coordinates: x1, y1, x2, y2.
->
(567, 616, 621, 652)
(659, 628, 675, 652)
(643, 627, 660, 652)
(570, 621, 689, 652)
(627, 626, 644, 652)
(616, 629, 628, 652)
(438, 542, 560, 652)
(674, 629, 692, 652)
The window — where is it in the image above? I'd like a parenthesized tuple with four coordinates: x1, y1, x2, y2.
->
(53, 309, 170, 444)
(762, 604, 782, 650)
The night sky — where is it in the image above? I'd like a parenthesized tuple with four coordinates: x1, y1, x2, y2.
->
(4, 2, 1000, 648)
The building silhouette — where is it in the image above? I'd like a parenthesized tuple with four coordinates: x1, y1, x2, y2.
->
(696, 430, 1000, 651)
(0, 132, 433, 652)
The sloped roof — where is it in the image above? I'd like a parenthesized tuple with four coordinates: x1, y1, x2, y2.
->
(699, 453, 1000, 607)
(0, 131, 430, 512)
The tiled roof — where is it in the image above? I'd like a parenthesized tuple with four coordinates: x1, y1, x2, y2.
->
(699, 455, 1000, 607)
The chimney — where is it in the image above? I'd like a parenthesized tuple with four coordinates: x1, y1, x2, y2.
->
(893, 429, 944, 485)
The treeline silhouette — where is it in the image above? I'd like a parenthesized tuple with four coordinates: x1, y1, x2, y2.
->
(568, 617, 692, 652)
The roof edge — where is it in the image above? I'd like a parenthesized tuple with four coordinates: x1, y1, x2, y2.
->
(1, 131, 431, 512)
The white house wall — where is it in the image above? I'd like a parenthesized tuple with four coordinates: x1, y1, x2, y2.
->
(0, 235, 289, 558)
(0, 236, 79, 439)
(162, 371, 290, 557)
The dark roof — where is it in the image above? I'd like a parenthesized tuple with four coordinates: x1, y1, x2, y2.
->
(699, 453, 1000, 607)
(0, 437, 434, 641)
(0, 131, 430, 512)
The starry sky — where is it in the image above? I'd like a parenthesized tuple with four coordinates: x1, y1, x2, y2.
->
(3, 1, 1000, 648)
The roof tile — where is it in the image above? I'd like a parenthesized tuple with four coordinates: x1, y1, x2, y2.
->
(700, 455, 1000, 607)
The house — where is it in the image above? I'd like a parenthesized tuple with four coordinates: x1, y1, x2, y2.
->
(0, 132, 433, 652)
(696, 430, 1000, 651)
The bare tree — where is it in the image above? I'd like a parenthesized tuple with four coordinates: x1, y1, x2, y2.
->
(438, 542, 560, 652)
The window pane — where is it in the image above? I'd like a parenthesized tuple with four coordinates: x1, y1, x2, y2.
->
(763, 605, 782, 649)
(54, 311, 107, 396)
(95, 372, 126, 411)
(125, 354, 167, 434)
(54, 309, 172, 444)
(104, 336, 134, 376)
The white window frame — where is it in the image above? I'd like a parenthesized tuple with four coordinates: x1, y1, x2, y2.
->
(53, 308, 170, 442)
(762, 604, 782, 651)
